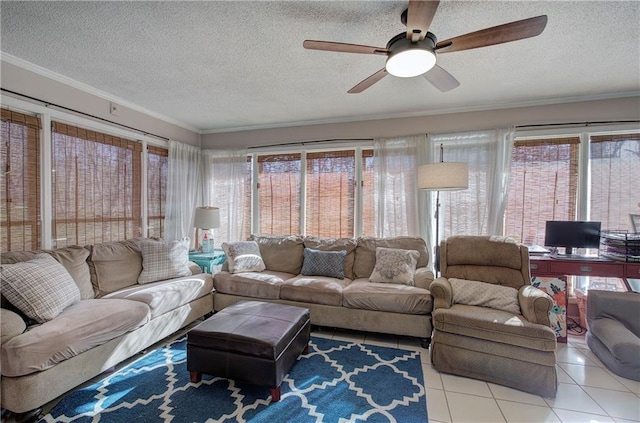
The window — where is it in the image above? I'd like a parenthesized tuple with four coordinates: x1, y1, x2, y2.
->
(1, 109, 41, 252)
(590, 133, 640, 232)
(504, 137, 579, 246)
(305, 151, 355, 238)
(147, 145, 168, 238)
(52, 122, 142, 247)
(257, 153, 301, 235)
(361, 149, 375, 236)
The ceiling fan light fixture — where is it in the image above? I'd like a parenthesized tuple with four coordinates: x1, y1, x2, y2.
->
(386, 48, 436, 77)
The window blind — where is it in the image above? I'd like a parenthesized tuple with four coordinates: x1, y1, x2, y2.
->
(590, 133, 640, 232)
(52, 122, 142, 247)
(1, 108, 41, 252)
(305, 150, 355, 237)
(147, 145, 168, 238)
(257, 153, 301, 235)
(505, 137, 579, 246)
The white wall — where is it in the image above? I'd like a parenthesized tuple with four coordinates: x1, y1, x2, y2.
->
(1, 60, 201, 146)
(202, 96, 640, 149)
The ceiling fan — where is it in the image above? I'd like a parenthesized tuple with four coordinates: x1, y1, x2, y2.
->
(303, 0, 547, 94)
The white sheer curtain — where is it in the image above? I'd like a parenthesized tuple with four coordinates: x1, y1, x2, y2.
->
(164, 141, 201, 245)
(428, 128, 514, 241)
(202, 149, 249, 245)
(373, 134, 429, 239)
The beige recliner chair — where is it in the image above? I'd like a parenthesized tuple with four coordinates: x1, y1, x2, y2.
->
(430, 235, 558, 397)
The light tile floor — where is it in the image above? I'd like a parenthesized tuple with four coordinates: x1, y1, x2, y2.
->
(311, 327, 640, 423)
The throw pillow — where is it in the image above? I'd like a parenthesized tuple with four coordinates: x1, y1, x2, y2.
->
(300, 248, 347, 279)
(449, 278, 521, 315)
(368, 247, 419, 285)
(0, 253, 81, 323)
(222, 241, 266, 273)
(137, 238, 191, 284)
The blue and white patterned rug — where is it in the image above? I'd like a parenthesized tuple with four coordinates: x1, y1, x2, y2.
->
(39, 336, 427, 423)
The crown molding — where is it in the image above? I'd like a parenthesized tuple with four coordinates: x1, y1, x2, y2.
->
(202, 91, 640, 135)
(1, 53, 201, 134)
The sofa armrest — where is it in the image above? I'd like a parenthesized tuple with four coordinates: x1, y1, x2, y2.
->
(587, 290, 640, 337)
(1, 308, 26, 344)
(188, 261, 202, 275)
(519, 285, 553, 326)
(430, 277, 453, 310)
(414, 267, 435, 290)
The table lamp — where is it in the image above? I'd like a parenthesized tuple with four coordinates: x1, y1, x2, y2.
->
(194, 206, 220, 253)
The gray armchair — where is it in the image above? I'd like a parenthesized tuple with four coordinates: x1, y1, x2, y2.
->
(430, 235, 558, 397)
(586, 290, 640, 381)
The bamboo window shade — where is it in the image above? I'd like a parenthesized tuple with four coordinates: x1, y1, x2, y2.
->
(51, 121, 142, 247)
(305, 150, 356, 238)
(147, 145, 168, 239)
(257, 153, 301, 235)
(505, 137, 580, 246)
(1, 108, 41, 252)
(589, 132, 640, 232)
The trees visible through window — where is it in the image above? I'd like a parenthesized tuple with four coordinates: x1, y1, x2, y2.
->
(0, 109, 41, 252)
(52, 122, 142, 247)
(147, 145, 168, 238)
(504, 137, 579, 246)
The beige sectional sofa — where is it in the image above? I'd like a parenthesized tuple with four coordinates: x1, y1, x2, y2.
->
(0, 239, 214, 415)
(213, 235, 435, 345)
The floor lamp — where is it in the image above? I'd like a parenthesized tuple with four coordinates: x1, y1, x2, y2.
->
(418, 144, 469, 274)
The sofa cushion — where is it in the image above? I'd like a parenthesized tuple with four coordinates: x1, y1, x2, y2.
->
(301, 248, 346, 279)
(88, 240, 143, 297)
(450, 278, 521, 315)
(222, 241, 266, 273)
(249, 234, 304, 274)
(0, 309, 26, 344)
(1, 246, 93, 300)
(0, 254, 81, 324)
(280, 275, 351, 306)
(369, 247, 419, 285)
(343, 280, 432, 314)
(137, 238, 191, 284)
(0, 299, 150, 377)
(213, 270, 291, 300)
(104, 274, 213, 318)
(354, 236, 429, 279)
(303, 236, 357, 279)
(433, 304, 557, 351)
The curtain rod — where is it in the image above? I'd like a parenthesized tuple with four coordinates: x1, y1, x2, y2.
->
(247, 138, 374, 150)
(1, 88, 171, 142)
(516, 120, 639, 129)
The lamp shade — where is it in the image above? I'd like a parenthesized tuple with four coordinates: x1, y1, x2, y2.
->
(418, 162, 469, 191)
(193, 206, 220, 229)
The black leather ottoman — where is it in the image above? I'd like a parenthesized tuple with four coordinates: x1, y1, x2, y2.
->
(187, 301, 310, 402)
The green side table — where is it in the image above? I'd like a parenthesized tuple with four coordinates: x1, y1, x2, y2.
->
(189, 249, 226, 274)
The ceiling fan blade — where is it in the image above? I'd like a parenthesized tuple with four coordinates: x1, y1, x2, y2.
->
(303, 40, 388, 55)
(406, 0, 440, 42)
(348, 69, 389, 94)
(435, 15, 548, 53)
(423, 64, 460, 92)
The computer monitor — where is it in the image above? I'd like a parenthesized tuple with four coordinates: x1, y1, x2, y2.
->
(544, 221, 601, 255)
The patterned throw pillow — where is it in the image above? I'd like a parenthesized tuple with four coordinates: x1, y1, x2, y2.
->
(137, 238, 192, 284)
(300, 248, 347, 279)
(222, 241, 266, 274)
(0, 254, 81, 323)
(368, 247, 419, 285)
(449, 278, 521, 314)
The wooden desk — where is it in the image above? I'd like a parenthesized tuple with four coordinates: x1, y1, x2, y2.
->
(530, 255, 639, 291)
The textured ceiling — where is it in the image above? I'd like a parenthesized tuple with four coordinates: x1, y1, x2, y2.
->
(1, 1, 639, 133)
